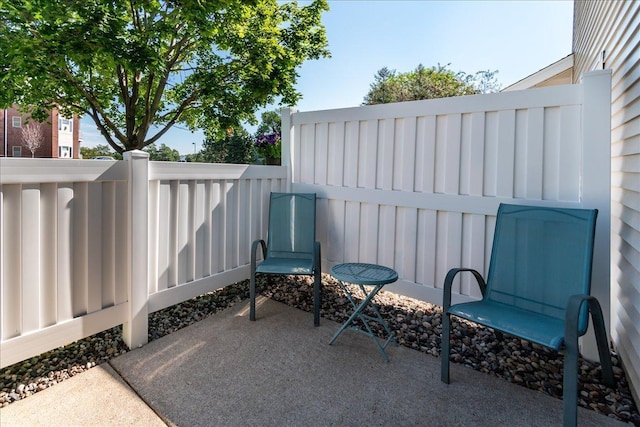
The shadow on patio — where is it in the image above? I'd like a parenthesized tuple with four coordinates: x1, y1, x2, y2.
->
(1, 276, 636, 426)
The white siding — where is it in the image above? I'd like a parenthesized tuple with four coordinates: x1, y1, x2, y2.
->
(574, 0, 640, 403)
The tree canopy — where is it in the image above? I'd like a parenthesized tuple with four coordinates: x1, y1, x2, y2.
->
(198, 128, 257, 164)
(144, 143, 181, 161)
(80, 144, 122, 160)
(1, 0, 330, 153)
(256, 109, 282, 135)
(363, 64, 500, 105)
(191, 109, 282, 164)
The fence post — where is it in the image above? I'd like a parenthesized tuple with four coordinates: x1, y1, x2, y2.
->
(123, 150, 149, 349)
(580, 70, 612, 360)
(281, 107, 295, 191)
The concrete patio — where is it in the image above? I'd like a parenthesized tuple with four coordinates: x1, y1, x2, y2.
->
(0, 297, 625, 427)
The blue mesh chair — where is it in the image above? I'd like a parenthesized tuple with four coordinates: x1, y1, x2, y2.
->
(441, 204, 614, 427)
(249, 193, 322, 326)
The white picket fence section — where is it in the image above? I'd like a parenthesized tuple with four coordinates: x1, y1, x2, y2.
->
(0, 159, 131, 367)
(0, 71, 611, 368)
(287, 71, 612, 356)
(0, 156, 286, 367)
(146, 162, 287, 314)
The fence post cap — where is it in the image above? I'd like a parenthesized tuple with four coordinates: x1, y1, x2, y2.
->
(124, 150, 150, 160)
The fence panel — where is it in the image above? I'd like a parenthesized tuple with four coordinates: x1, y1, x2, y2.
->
(0, 157, 287, 367)
(290, 73, 610, 315)
(0, 159, 130, 368)
(146, 163, 287, 314)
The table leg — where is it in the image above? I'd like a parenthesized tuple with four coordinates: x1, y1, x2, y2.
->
(356, 284, 398, 347)
(328, 282, 380, 345)
(328, 282, 397, 361)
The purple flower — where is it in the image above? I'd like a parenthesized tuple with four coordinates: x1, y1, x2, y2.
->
(255, 132, 281, 148)
(254, 132, 282, 161)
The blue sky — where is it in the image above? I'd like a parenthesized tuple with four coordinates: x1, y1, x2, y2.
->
(80, 0, 574, 155)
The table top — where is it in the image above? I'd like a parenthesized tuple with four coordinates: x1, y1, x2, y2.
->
(330, 263, 398, 285)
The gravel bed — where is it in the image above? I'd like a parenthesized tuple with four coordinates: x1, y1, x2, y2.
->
(1, 275, 638, 425)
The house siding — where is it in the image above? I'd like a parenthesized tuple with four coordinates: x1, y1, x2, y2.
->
(574, 0, 640, 403)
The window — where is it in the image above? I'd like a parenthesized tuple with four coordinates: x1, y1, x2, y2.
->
(12, 146, 22, 157)
(59, 146, 72, 158)
(12, 117, 21, 128)
(58, 117, 73, 133)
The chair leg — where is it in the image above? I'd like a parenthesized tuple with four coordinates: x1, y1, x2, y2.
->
(249, 270, 257, 321)
(588, 299, 615, 387)
(562, 295, 616, 426)
(563, 298, 582, 427)
(441, 312, 451, 384)
(313, 270, 321, 326)
(249, 239, 266, 322)
(313, 241, 322, 327)
(563, 335, 579, 427)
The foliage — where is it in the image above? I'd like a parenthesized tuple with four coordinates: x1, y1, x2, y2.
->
(253, 109, 282, 161)
(184, 153, 203, 163)
(254, 131, 281, 160)
(0, 0, 330, 154)
(199, 128, 257, 164)
(363, 64, 500, 105)
(256, 109, 282, 135)
(144, 143, 180, 161)
(21, 122, 44, 157)
(80, 144, 122, 160)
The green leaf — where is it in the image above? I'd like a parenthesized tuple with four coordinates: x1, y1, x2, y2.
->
(1, 0, 330, 152)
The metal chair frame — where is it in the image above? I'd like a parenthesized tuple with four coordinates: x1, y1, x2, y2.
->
(440, 204, 614, 427)
(249, 192, 322, 326)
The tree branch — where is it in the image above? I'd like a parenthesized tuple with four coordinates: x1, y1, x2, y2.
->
(87, 107, 125, 154)
(144, 91, 200, 146)
(142, 34, 192, 135)
(56, 63, 127, 144)
(127, 70, 141, 142)
(117, 64, 130, 107)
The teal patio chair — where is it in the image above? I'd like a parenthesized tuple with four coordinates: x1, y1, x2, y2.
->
(441, 204, 614, 427)
(250, 192, 322, 326)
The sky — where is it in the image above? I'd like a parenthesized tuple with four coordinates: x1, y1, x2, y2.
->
(80, 0, 575, 156)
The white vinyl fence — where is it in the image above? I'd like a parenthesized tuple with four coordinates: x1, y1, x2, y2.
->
(1, 71, 610, 368)
(0, 155, 286, 367)
(287, 71, 612, 357)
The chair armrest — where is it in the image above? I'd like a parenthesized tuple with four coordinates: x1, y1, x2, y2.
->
(251, 239, 267, 270)
(565, 294, 615, 387)
(443, 268, 487, 313)
(565, 294, 593, 339)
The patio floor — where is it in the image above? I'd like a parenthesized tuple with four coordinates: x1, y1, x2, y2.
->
(0, 297, 626, 427)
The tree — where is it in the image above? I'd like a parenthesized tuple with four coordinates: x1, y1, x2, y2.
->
(256, 109, 282, 135)
(199, 128, 257, 164)
(144, 143, 180, 161)
(1, 1, 330, 154)
(80, 144, 122, 160)
(363, 64, 500, 105)
(254, 109, 282, 163)
(20, 122, 44, 157)
(184, 152, 203, 163)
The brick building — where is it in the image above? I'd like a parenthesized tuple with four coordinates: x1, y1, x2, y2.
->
(1, 105, 80, 158)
